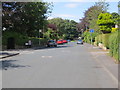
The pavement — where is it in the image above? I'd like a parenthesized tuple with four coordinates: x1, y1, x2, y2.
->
(0, 46, 46, 60)
(1, 42, 118, 88)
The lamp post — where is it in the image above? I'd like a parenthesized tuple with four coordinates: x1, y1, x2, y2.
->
(39, 29, 42, 45)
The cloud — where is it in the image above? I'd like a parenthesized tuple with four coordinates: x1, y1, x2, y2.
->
(65, 3, 78, 8)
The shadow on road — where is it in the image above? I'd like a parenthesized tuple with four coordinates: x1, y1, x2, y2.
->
(0, 60, 30, 70)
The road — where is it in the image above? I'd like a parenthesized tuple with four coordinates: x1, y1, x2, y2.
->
(1, 42, 118, 88)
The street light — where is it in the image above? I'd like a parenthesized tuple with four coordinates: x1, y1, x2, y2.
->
(39, 29, 42, 45)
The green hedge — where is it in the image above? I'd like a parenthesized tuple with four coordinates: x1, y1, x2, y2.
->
(109, 31, 119, 60)
(102, 34, 111, 49)
(2, 31, 29, 46)
(2, 31, 48, 49)
(30, 37, 48, 47)
(83, 31, 98, 44)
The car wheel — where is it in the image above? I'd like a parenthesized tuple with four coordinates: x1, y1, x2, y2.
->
(54, 45, 57, 47)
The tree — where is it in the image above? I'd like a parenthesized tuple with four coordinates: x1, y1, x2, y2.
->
(111, 12, 120, 26)
(48, 18, 78, 40)
(97, 13, 114, 33)
(77, 0, 109, 33)
(2, 2, 53, 37)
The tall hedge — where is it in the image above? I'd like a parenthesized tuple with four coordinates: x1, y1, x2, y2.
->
(109, 31, 119, 60)
(102, 34, 111, 49)
(2, 31, 29, 46)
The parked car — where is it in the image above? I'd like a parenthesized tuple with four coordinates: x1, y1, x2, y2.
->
(67, 40, 71, 42)
(57, 40, 63, 44)
(47, 40, 57, 47)
(77, 40, 83, 44)
(62, 40, 68, 43)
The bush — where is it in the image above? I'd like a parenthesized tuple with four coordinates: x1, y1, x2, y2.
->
(2, 31, 29, 46)
(111, 28, 118, 32)
(102, 34, 111, 49)
(98, 34, 102, 43)
(30, 37, 48, 47)
(83, 31, 97, 44)
(109, 31, 119, 60)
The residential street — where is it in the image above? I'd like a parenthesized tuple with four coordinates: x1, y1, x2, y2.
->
(1, 42, 118, 88)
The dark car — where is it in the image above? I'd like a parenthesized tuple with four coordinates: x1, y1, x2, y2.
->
(47, 40, 57, 47)
(77, 40, 83, 44)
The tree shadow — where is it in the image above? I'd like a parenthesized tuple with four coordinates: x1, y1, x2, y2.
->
(0, 60, 30, 70)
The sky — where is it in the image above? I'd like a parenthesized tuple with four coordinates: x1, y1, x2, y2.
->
(43, 0, 119, 22)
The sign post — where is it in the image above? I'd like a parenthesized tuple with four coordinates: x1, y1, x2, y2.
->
(89, 29, 94, 45)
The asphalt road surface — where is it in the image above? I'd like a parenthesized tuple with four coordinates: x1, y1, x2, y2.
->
(1, 42, 118, 88)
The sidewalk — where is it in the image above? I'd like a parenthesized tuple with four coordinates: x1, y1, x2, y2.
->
(84, 43, 118, 82)
(0, 51, 19, 59)
(0, 46, 47, 60)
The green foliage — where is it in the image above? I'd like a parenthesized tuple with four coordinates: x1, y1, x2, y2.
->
(2, 2, 52, 37)
(83, 31, 98, 43)
(97, 13, 114, 33)
(109, 31, 119, 60)
(102, 34, 111, 48)
(111, 12, 120, 25)
(44, 28, 57, 40)
(2, 31, 29, 46)
(111, 28, 118, 32)
(48, 18, 78, 40)
(97, 34, 102, 43)
(30, 37, 48, 46)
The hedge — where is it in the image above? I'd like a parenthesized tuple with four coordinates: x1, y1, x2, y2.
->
(2, 31, 48, 49)
(83, 31, 98, 44)
(102, 34, 111, 49)
(109, 31, 119, 61)
(2, 31, 29, 46)
(30, 37, 48, 47)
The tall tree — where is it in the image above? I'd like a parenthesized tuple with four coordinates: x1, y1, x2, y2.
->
(2, 2, 52, 37)
(48, 18, 78, 40)
(77, 1, 109, 33)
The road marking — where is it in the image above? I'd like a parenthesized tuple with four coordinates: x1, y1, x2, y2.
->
(21, 51, 34, 54)
(41, 56, 53, 58)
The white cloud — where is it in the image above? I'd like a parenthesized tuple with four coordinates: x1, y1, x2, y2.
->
(65, 3, 79, 8)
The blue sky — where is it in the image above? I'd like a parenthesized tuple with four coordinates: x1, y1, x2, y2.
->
(45, 1, 119, 22)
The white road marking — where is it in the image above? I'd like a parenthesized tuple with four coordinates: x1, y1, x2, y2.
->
(41, 56, 53, 58)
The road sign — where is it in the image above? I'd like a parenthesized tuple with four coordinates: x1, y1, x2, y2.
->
(90, 29, 94, 33)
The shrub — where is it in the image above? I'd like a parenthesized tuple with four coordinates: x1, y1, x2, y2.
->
(83, 31, 98, 44)
(2, 31, 29, 46)
(30, 37, 48, 47)
(102, 34, 111, 49)
(98, 34, 102, 43)
(95, 36, 99, 46)
(109, 31, 119, 60)
(111, 28, 118, 32)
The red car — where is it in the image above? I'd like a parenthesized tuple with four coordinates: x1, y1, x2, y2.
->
(62, 40, 68, 43)
(57, 40, 63, 44)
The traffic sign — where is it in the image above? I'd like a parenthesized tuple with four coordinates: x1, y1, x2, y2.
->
(90, 29, 94, 33)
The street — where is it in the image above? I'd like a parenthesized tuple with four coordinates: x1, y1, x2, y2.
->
(1, 42, 118, 88)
